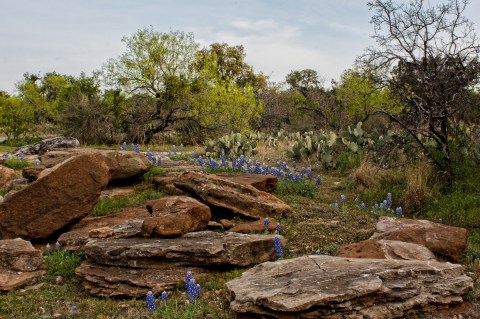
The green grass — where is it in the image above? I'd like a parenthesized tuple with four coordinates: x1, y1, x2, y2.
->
(43, 249, 85, 282)
(168, 153, 193, 161)
(92, 188, 162, 216)
(273, 179, 318, 198)
(141, 165, 166, 181)
(3, 158, 31, 169)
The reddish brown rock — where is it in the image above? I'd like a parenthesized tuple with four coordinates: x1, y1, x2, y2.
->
(152, 175, 187, 195)
(76, 262, 213, 297)
(174, 172, 291, 219)
(229, 218, 279, 234)
(220, 219, 235, 229)
(0, 153, 111, 240)
(370, 216, 467, 261)
(215, 173, 277, 193)
(337, 239, 436, 261)
(0, 270, 46, 291)
(21, 166, 45, 181)
(0, 166, 15, 189)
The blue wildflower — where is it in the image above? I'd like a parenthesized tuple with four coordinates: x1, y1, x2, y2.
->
(160, 290, 169, 301)
(313, 250, 322, 255)
(395, 207, 403, 215)
(55, 241, 61, 249)
(180, 144, 184, 152)
(71, 305, 78, 312)
(307, 167, 312, 180)
(122, 142, 127, 151)
(145, 291, 156, 311)
(340, 194, 346, 202)
(263, 218, 270, 228)
(45, 243, 52, 251)
(333, 200, 339, 209)
(186, 278, 201, 302)
(275, 223, 281, 234)
(191, 151, 196, 159)
(361, 202, 366, 209)
(172, 145, 177, 154)
(273, 236, 283, 257)
(130, 143, 135, 151)
(315, 175, 321, 186)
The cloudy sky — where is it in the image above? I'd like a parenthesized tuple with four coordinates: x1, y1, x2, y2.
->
(1, 0, 480, 94)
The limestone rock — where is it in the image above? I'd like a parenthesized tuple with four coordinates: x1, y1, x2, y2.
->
(0, 270, 46, 291)
(371, 216, 467, 261)
(226, 255, 473, 319)
(14, 136, 80, 155)
(0, 153, 111, 240)
(0, 166, 15, 189)
(0, 238, 44, 272)
(337, 239, 436, 261)
(142, 196, 211, 237)
(76, 262, 213, 297)
(215, 173, 277, 193)
(84, 231, 285, 267)
(152, 175, 187, 195)
(229, 218, 279, 234)
(173, 172, 291, 219)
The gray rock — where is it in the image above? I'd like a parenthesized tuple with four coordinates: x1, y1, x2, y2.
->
(84, 231, 285, 267)
(14, 136, 80, 155)
(226, 255, 473, 319)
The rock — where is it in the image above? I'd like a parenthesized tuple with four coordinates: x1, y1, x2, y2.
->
(84, 231, 285, 268)
(220, 219, 235, 229)
(173, 172, 292, 219)
(0, 238, 45, 291)
(215, 173, 278, 193)
(226, 255, 473, 319)
(0, 238, 44, 272)
(337, 239, 437, 261)
(152, 175, 187, 195)
(229, 218, 279, 234)
(76, 261, 213, 297)
(69, 207, 149, 232)
(14, 136, 80, 155)
(21, 166, 46, 181)
(89, 227, 114, 238)
(370, 216, 467, 261)
(207, 221, 224, 230)
(142, 196, 211, 237)
(0, 153, 111, 240)
(0, 166, 15, 189)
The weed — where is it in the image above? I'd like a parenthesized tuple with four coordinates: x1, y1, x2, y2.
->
(353, 160, 379, 188)
(402, 162, 431, 212)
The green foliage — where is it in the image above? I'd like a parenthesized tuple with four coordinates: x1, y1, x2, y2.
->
(168, 153, 192, 161)
(3, 158, 30, 169)
(44, 249, 85, 282)
(141, 165, 166, 180)
(92, 189, 162, 216)
(0, 95, 35, 140)
(205, 132, 257, 157)
(274, 179, 317, 198)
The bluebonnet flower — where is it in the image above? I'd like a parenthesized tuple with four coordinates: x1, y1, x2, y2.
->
(191, 151, 196, 159)
(172, 145, 177, 154)
(19, 152, 24, 161)
(36, 159, 41, 166)
(263, 218, 270, 228)
(180, 144, 184, 152)
(186, 278, 201, 302)
(160, 290, 169, 301)
(122, 142, 127, 151)
(196, 156, 204, 166)
(313, 250, 322, 255)
(340, 194, 346, 202)
(273, 236, 283, 257)
(157, 157, 162, 167)
(55, 241, 61, 249)
(386, 193, 392, 209)
(131, 143, 135, 151)
(354, 197, 359, 203)
(185, 271, 193, 287)
(361, 202, 366, 209)
(333, 200, 339, 209)
(373, 203, 379, 211)
(145, 291, 156, 311)
(135, 144, 140, 154)
(307, 167, 312, 180)
(316, 175, 321, 186)
(71, 305, 78, 312)
(395, 207, 403, 215)
(3, 153, 9, 159)
(45, 243, 52, 251)
(301, 167, 306, 177)
(209, 158, 219, 169)
(238, 155, 245, 167)
(221, 150, 227, 167)
(438, 218, 444, 224)
(275, 223, 281, 234)
(151, 157, 157, 165)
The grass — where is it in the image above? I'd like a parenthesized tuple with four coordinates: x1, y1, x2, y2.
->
(92, 188, 162, 216)
(43, 249, 85, 282)
(3, 158, 31, 169)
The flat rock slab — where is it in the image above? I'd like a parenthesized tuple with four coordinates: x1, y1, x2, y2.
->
(226, 255, 473, 319)
(227, 255, 473, 318)
(371, 216, 467, 261)
(337, 239, 437, 261)
(76, 262, 213, 297)
(0, 270, 46, 291)
(214, 173, 278, 193)
(174, 171, 291, 219)
(0, 238, 44, 272)
(84, 231, 285, 267)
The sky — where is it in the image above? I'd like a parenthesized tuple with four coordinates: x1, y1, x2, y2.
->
(1, 0, 480, 94)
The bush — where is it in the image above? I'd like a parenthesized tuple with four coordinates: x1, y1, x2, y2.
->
(3, 158, 30, 169)
(44, 249, 85, 282)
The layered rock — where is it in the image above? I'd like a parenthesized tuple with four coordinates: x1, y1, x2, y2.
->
(84, 231, 285, 268)
(226, 255, 473, 319)
(14, 136, 79, 155)
(214, 173, 278, 193)
(142, 196, 211, 237)
(174, 172, 291, 219)
(337, 239, 437, 261)
(0, 238, 45, 291)
(229, 218, 279, 234)
(371, 216, 467, 261)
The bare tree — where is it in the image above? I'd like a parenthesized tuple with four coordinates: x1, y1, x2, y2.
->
(359, 0, 480, 178)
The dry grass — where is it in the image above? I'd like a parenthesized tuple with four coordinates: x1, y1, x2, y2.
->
(353, 160, 381, 188)
(402, 162, 431, 212)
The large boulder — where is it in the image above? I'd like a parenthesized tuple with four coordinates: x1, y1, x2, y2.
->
(215, 173, 278, 193)
(0, 238, 45, 291)
(14, 136, 80, 155)
(76, 262, 213, 297)
(370, 216, 467, 261)
(84, 231, 286, 268)
(0, 153, 111, 240)
(173, 172, 291, 219)
(337, 239, 437, 261)
(226, 255, 473, 319)
(142, 196, 211, 237)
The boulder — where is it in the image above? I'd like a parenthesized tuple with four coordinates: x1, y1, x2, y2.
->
(84, 231, 286, 268)
(228, 218, 279, 234)
(76, 262, 213, 297)
(215, 173, 277, 193)
(142, 196, 211, 237)
(370, 216, 467, 261)
(152, 175, 187, 195)
(0, 166, 15, 189)
(337, 239, 437, 261)
(173, 172, 292, 219)
(0, 153, 111, 240)
(0, 238, 45, 291)
(14, 136, 80, 155)
(226, 255, 473, 319)
(21, 166, 46, 181)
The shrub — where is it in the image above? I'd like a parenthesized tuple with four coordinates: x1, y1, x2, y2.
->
(44, 249, 85, 282)
(402, 162, 431, 212)
(3, 158, 30, 169)
(353, 160, 380, 188)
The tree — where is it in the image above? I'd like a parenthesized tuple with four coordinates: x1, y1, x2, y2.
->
(0, 95, 35, 140)
(359, 0, 480, 177)
(102, 27, 200, 143)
